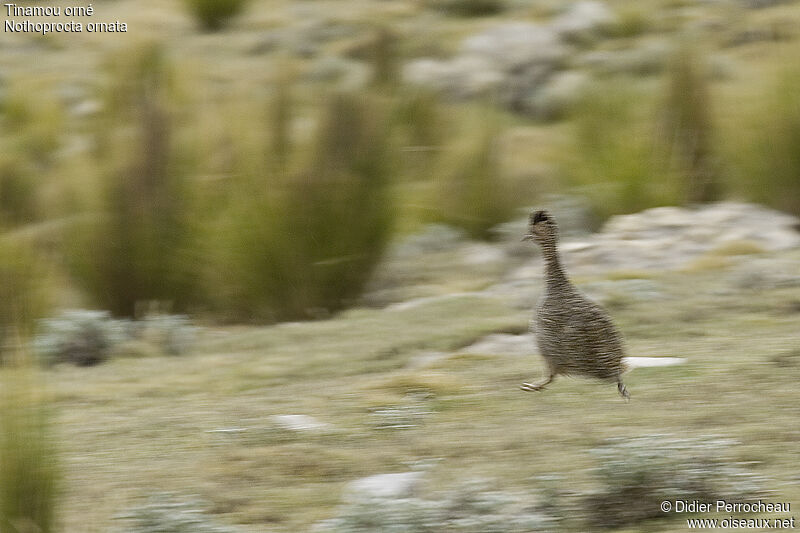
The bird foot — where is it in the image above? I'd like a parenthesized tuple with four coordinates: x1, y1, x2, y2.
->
(618, 382, 631, 401)
(520, 382, 546, 392)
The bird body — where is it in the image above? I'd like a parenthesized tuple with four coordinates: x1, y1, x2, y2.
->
(522, 210, 630, 399)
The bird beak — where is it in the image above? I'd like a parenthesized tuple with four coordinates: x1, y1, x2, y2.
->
(521, 234, 533, 242)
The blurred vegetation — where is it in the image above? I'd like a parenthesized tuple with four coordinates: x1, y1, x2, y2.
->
(0, 239, 50, 349)
(431, 108, 517, 240)
(206, 90, 396, 322)
(0, 89, 62, 228)
(183, 0, 249, 31)
(579, 436, 763, 529)
(115, 493, 242, 532)
(729, 64, 800, 217)
(660, 42, 720, 204)
(427, 0, 505, 18)
(0, 347, 59, 533)
(566, 80, 678, 220)
(69, 44, 199, 318)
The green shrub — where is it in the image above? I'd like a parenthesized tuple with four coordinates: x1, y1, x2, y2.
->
(566, 80, 679, 220)
(428, 0, 504, 17)
(70, 43, 198, 317)
(370, 26, 400, 89)
(0, 156, 38, 227)
(0, 87, 63, 228)
(729, 64, 800, 216)
(209, 91, 396, 322)
(431, 108, 516, 240)
(0, 238, 49, 350)
(580, 436, 764, 529)
(0, 351, 59, 533)
(184, 0, 248, 31)
(659, 42, 720, 203)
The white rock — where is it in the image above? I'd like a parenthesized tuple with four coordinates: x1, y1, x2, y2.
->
(462, 333, 537, 357)
(552, 1, 617, 41)
(460, 23, 567, 71)
(270, 414, 331, 432)
(461, 243, 506, 266)
(347, 472, 424, 500)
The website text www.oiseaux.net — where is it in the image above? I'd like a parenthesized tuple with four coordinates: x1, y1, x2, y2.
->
(660, 499, 795, 529)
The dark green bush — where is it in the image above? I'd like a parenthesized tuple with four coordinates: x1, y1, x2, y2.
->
(184, 0, 248, 31)
(0, 239, 49, 350)
(0, 88, 62, 228)
(0, 353, 59, 533)
(730, 65, 800, 216)
(660, 42, 720, 204)
(70, 44, 198, 317)
(431, 109, 519, 240)
(566, 80, 678, 220)
(428, 0, 504, 17)
(209, 91, 396, 322)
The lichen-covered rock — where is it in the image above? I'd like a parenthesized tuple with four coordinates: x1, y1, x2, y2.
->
(564, 203, 800, 273)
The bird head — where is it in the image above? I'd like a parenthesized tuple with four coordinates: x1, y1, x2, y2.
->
(522, 210, 558, 247)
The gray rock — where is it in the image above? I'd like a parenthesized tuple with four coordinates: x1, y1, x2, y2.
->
(563, 203, 800, 273)
(404, 22, 569, 110)
(389, 224, 467, 258)
(403, 56, 504, 99)
(461, 243, 506, 266)
(304, 56, 369, 89)
(527, 70, 590, 121)
(460, 23, 567, 71)
(551, 1, 617, 42)
(577, 40, 670, 75)
(462, 333, 537, 356)
(740, 0, 792, 8)
(270, 414, 331, 433)
(347, 472, 424, 500)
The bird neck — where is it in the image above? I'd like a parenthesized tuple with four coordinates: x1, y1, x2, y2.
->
(541, 241, 570, 287)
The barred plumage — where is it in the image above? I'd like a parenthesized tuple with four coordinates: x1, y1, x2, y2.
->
(521, 210, 630, 399)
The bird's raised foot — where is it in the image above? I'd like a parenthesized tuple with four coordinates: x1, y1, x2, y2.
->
(618, 381, 631, 401)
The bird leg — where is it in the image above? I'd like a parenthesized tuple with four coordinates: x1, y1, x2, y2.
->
(521, 373, 554, 392)
(617, 380, 630, 401)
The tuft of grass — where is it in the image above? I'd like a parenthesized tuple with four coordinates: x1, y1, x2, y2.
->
(183, 0, 249, 31)
(431, 107, 516, 240)
(730, 62, 800, 217)
(0, 238, 50, 349)
(0, 347, 59, 533)
(0, 85, 63, 228)
(708, 239, 765, 256)
(659, 41, 720, 204)
(69, 43, 199, 317)
(680, 254, 731, 273)
(606, 5, 650, 38)
(427, 0, 505, 17)
(566, 79, 678, 220)
(208, 90, 396, 322)
(605, 269, 657, 281)
(370, 26, 401, 89)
